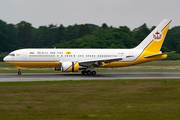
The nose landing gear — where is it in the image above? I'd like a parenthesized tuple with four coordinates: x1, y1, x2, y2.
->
(18, 70, 21, 75)
(17, 67, 21, 75)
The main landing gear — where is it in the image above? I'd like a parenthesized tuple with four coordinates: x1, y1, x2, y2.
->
(81, 70, 96, 75)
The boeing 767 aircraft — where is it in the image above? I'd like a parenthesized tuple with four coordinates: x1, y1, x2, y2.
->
(4, 19, 172, 75)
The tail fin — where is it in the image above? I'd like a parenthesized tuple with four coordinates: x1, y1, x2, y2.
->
(134, 19, 172, 53)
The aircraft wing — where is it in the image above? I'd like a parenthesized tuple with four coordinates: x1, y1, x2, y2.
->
(78, 57, 123, 66)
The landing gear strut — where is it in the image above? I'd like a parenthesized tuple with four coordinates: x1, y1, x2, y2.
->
(81, 70, 96, 75)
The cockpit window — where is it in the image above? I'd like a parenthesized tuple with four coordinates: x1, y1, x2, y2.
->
(8, 53, 15, 56)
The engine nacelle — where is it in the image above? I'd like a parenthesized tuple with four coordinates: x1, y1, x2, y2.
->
(61, 62, 79, 72)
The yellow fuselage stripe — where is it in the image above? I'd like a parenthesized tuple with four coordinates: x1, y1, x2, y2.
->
(6, 62, 61, 68)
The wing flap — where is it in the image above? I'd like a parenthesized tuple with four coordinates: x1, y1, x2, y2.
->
(79, 57, 122, 63)
(78, 57, 123, 66)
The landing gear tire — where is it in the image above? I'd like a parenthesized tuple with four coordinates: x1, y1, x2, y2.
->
(92, 71, 96, 75)
(81, 70, 96, 75)
(87, 70, 91, 75)
(18, 71, 21, 75)
(81, 70, 86, 75)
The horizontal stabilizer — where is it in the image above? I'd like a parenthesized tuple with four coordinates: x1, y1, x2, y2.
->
(144, 51, 176, 58)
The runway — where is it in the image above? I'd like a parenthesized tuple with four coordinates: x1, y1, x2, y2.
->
(0, 72, 180, 82)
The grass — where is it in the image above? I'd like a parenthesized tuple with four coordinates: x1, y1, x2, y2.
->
(1, 60, 180, 73)
(1, 61, 180, 119)
(0, 79, 180, 120)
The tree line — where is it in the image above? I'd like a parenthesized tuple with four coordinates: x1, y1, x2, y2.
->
(0, 19, 180, 53)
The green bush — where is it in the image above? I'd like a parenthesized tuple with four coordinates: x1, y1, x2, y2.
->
(164, 53, 180, 60)
(0, 55, 5, 62)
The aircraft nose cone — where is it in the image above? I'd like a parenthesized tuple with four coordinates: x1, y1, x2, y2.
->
(3, 56, 8, 62)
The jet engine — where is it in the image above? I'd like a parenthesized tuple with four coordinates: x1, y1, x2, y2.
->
(61, 62, 79, 72)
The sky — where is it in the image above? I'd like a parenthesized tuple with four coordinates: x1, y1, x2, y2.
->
(0, 0, 179, 29)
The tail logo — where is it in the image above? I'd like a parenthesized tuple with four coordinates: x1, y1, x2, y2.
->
(153, 31, 163, 41)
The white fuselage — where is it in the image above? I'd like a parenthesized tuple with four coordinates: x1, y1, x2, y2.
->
(4, 48, 142, 63)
